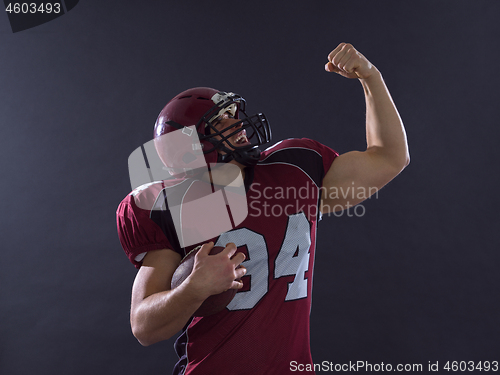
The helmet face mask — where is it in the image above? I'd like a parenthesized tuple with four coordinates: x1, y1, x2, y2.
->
(154, 87, 271, 175)
(201, 110, 271, 165)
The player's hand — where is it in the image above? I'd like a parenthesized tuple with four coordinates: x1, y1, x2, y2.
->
(189, 242, 246, 299)
(325, 43, 377, 80)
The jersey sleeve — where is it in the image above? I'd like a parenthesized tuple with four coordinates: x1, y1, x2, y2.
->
(116, 193, 174, 268)
(262, 138, 338, 186)
(297, 138, 338, 184)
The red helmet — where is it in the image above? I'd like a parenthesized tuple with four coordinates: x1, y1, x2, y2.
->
(154, 87, 271, 176)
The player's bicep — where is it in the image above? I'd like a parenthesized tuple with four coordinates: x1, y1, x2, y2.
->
(320, 148, 400, 213)
(131, 249, 182, 306)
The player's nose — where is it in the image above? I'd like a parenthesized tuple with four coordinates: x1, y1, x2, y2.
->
(230, 119, 242, 129)
(222, 118, 241, 132)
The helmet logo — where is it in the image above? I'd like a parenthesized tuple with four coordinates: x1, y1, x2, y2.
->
(182, 126, 194, 136)
(211, 92, 235, 105)
(210, 92, 238, 123)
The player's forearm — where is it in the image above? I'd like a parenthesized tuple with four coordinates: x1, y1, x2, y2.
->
(361, 71, 410, 171)
(131, 281, 205, 346)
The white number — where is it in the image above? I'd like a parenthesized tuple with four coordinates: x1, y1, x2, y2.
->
(6, 3, 12, 12)
(274, 213, 311, 301)
(215, 229, 268, 310)
(216, 212, 312, 311)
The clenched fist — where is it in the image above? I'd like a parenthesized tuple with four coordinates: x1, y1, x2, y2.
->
(325, 43, 377, 80)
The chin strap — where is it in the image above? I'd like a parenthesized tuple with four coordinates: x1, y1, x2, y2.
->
(233, 147, 261, 166)
(215, 144, 261, 167)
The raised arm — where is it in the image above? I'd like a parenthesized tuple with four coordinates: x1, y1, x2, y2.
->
(321, 43, 410, 213)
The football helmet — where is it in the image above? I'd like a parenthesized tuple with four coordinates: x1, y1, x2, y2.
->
(154, 87, 271, 176)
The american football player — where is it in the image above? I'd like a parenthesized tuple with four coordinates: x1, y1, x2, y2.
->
(117, 43, 409, 375)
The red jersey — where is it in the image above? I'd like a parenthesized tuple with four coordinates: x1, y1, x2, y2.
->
(117, 138, 338, 374)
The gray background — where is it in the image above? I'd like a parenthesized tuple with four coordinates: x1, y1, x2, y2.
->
(1, 1, 499, 374)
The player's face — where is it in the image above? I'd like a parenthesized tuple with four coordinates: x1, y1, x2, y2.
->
(211, 112, 251, 153)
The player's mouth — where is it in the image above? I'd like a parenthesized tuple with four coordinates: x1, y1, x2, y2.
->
(233, 130, 250, 146)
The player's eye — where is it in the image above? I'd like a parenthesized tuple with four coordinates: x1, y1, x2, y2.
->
(213, 112, 233, 127)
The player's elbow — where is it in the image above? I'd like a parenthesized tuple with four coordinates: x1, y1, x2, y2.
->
(131, 324, 160, 347)
(387, 150, 410, 176)
(395, 153, 410, 174)
(376, 153, 409, 185)
(136, 335, 156, 347)
(131, 322, 151, 346)
(130, 313, 167, 346)
(131, 312, 178, 346)
(402, 150, 410, 168)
